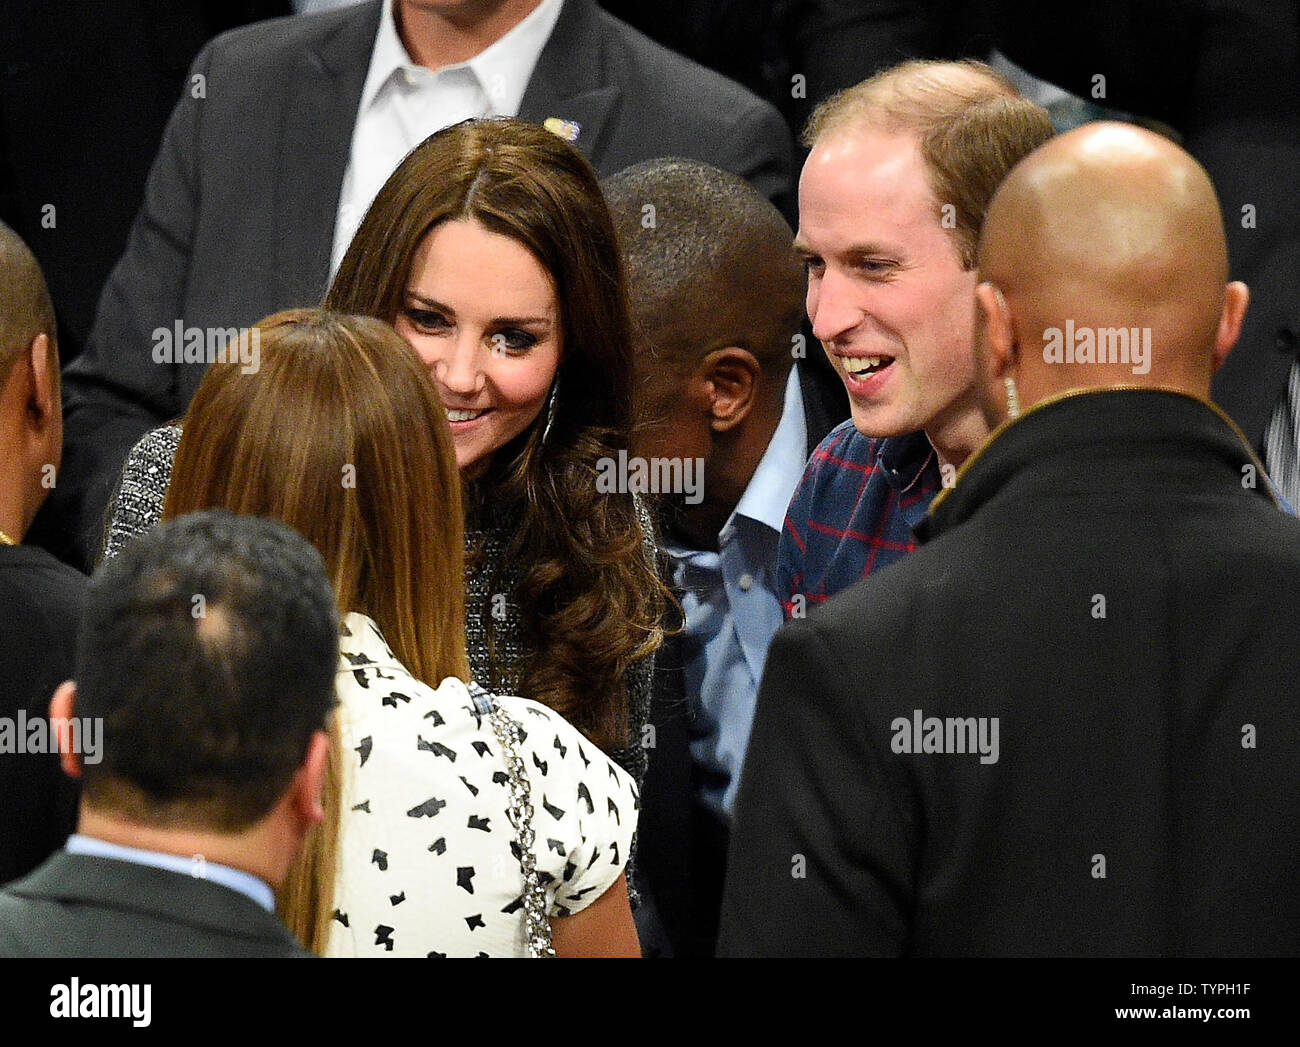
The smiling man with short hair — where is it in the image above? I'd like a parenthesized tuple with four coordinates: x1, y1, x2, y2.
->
(777, 60, 1054, 617)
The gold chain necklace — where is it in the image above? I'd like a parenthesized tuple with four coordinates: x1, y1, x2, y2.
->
(0, 529, 17, 546)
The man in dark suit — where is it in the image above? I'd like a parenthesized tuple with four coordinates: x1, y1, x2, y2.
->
(0, 510, 338, 957)
(0, 221, 85, 884)
(603, 159, 842, 956)
(719, 123, 1300, 957)
(41, 0, 795, 570)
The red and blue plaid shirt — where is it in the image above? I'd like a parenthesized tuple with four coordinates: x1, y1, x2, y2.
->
(777, 422, 942, 618)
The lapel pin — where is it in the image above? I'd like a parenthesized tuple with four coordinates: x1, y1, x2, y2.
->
(543, 117, 581, 143)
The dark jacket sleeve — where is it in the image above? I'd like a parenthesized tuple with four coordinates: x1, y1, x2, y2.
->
(717, 612, 916, 956)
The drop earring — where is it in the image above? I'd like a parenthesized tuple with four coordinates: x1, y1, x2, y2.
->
(540, 380, 559, 445)
(1004, 375, 1021, 420)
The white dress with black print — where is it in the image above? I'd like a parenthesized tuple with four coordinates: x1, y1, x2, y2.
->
(325, 613, 638, 957)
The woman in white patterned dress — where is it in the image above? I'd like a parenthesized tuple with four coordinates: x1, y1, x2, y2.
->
(162, 309, 640, 957)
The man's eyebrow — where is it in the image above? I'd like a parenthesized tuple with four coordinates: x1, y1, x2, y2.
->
(792, 240, 898, 258)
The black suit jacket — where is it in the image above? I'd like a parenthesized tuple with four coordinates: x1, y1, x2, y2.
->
(0, 851, 311, 957)
(45, 0, 795, 569)
(637, 361, 842, 957)
(719, 389, 1300, 957)
(0, 545, 86, 885)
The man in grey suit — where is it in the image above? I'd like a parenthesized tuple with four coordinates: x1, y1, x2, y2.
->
(0, 510, 338, 957)
(42, 0, 795, 569)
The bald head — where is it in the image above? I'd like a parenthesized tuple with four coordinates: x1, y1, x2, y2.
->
(976, 122, 1248, 421)
(0, 221, 57, 383)
(0, 221, 62, 541)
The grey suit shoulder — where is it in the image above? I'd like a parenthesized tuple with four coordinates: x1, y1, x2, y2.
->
(0, 852, 311, 958)
(517, 0, 794, 199)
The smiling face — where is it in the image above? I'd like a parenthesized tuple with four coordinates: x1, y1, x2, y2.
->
(796, 128, 980, 450)
(394, 219, 562, 478)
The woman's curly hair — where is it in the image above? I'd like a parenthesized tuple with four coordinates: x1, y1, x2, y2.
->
(326, 118, 669, 753)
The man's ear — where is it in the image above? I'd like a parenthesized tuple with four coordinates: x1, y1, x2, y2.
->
(975, 283, 1016, 379)
(1211, 281, 1250, 373)
(291, 728, 331, 828)
(49, 680, 83, 779)
(27, 333, 58, 432)
(701, 347, 761, 433)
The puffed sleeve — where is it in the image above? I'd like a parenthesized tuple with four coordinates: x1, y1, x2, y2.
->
(496, 695, 639, 917)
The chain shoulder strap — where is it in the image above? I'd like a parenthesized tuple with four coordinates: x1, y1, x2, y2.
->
(468, 682, 555, 958)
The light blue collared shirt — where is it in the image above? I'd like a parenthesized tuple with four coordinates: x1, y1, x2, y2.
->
(65, 834, 276, 912)
(664, 366, 808, 820)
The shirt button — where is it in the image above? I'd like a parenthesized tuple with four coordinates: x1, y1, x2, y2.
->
(738, 573, 755, 591)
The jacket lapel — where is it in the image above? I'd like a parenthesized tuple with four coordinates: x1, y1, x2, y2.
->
(272, 1, 382, 307)
(518, 0, 620, 168)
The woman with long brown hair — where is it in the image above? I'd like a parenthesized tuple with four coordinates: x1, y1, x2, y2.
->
(324, 118, 669, 787)
(163, 308, 640, 957)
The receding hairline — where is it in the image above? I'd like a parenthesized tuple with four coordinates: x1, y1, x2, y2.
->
(802, 58, 1022, 147)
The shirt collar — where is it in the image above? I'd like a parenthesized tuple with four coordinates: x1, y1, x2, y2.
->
(362, 0, 563, 116)
(64, 834, 275, 912)
(730, 366, 809, 536)
(469, 0, 563, 116)
(875, 429, 938, 493)
(360, 0, 415, 112)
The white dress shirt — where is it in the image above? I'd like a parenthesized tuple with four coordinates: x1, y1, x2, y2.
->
(331, 0, 563, 273)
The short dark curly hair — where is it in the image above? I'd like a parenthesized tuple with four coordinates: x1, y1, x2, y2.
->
(75, 509, 339, 831)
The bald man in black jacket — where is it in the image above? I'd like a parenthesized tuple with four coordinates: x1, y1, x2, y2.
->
(720, 124, 1300, 957)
